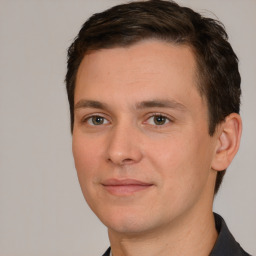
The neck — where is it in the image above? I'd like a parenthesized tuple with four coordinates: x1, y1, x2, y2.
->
(109, 209, 217, 256)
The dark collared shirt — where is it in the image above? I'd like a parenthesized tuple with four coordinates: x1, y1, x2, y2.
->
(210, 213, 251, 255)
(102, 213, 251, 256)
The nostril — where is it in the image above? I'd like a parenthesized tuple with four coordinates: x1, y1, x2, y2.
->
(122, 158, 134, 164)
(107, 157, 134, 165)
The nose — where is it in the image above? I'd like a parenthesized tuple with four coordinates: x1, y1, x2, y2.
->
(106, 122, 143, 166)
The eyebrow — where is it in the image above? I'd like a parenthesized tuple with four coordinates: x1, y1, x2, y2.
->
(74, 99, 187, 112)
(74, 100, 109, 111)
(136, 99, 187, 111)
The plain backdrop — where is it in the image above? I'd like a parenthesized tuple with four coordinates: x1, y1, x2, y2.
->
(0, 0, 255, 255)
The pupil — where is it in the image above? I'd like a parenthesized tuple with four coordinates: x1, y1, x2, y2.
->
(154, 115, 166, 125)
(93, 116, 103, 125)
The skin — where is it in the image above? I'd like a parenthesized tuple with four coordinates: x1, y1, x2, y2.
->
(72, 40, 242, 256)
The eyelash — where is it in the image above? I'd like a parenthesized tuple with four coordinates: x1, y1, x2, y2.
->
(81, 113, 173, 127)
(145, 113, 172, 126)
(82, 114, 110, 126)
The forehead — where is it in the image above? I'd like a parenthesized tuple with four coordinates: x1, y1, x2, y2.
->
(75, 40, 203, 107)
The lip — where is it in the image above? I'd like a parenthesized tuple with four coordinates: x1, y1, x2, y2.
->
(102, 179, 153, 196)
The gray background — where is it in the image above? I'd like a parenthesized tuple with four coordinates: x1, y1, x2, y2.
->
(0, 0, 255, 255)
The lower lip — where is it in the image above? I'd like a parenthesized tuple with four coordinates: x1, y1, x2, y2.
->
(103, 184, 152, 196)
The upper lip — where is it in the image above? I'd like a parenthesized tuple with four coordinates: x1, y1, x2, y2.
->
(102, 179, 152, 186)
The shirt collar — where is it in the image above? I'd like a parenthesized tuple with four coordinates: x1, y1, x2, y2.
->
(210, 213, 250, 255)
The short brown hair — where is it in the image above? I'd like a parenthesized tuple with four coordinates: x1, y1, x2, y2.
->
(65, 0, 241, 194)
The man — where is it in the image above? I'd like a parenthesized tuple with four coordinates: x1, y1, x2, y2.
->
(65, 0, 250, 255)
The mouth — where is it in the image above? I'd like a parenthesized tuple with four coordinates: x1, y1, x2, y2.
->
(101, 179, 153, 196)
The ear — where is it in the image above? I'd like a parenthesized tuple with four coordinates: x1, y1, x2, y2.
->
(211, 113, 242, 171)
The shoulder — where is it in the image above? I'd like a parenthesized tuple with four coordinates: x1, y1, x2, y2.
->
(210, 213, 252, 256)
(102, 247, 111, 256)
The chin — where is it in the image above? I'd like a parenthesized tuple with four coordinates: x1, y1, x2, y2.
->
(107, 219, 153, 235)
(96, 207, 164, 235)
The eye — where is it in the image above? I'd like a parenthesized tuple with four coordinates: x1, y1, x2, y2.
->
(86, 115, 109, 126)
(147, 114, 170, 126)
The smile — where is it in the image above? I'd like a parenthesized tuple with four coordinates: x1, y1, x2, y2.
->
(102, 179, 153, 196)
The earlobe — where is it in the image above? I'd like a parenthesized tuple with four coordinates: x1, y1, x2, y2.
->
(211, 113, 242, 171)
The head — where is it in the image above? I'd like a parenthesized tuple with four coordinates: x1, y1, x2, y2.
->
(66, 0, 240, 197)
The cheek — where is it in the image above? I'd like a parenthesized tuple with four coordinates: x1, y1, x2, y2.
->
(72, 133, 107, 212)
(146, 135, 189, 174)
(147, 134, 211, 191)
(72, 133, 104, 184)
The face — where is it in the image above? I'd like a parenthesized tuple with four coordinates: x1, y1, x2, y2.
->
(72, 40, 218, 235)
